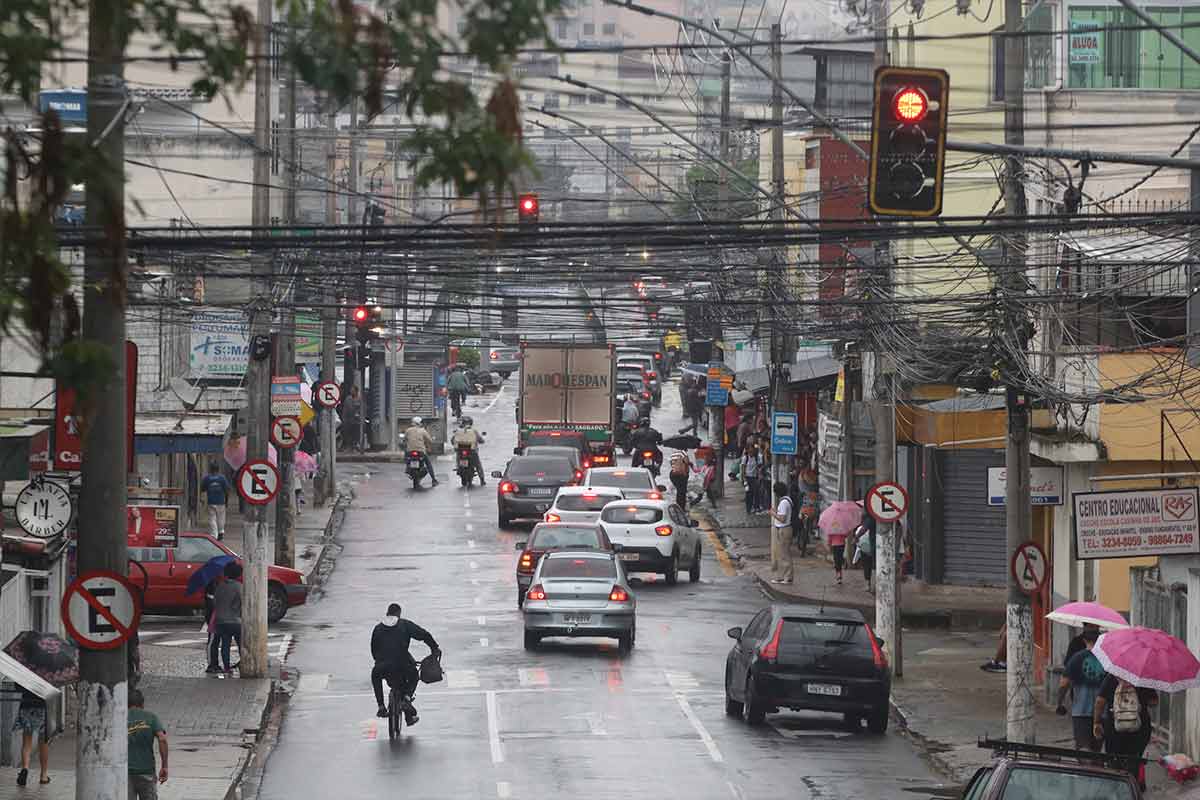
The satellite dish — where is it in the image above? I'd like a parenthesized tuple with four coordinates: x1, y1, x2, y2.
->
(169, 377, 203, 409)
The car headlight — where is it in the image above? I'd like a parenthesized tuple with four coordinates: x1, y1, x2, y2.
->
(298, 574, 307, 586)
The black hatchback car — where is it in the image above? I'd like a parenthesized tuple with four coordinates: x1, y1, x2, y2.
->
(724, 604, 891, 732)
(493, 455, 579, 528)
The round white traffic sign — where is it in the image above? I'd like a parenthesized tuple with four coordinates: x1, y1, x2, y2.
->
(866, 481, 909, 523)
(271, 416, 302, 449)
(61, 570, 142, 650)
(314, 381, 341, 409)
(15, 477, 73, 538)
(1012, 541, 1048, 596)
(237, 459, 280, 506)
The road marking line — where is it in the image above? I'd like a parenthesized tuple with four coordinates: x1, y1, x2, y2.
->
(470, 560, 479, 570)
(465, 523, 475, 532)
(301, 688, 728, 699)
(665, 671, 699, 690)
(155, 638, 209, 647)
(297, 673, 330, 692)
(518, 668, 549, 687)
(464, 509, 473, 517)
(486, 691, 504, 763)
(468, 539, 476, 548)
(446, 669, 480, 689)
(480, 637, 489, 647)
(768, 724, 853, 740)
(474, 596, 482, 605)
(674, 692, 723, 763)
(477, 615, 486, 626)
(727, 781, 746, 800)
(482, 385, 506, 413)
(363, 720, 378, 741)
(471, 578, 480, 586)
(702, 527, 736, 576)
(497, 782, 512, 799)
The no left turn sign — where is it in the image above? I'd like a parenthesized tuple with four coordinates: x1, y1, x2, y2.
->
(61, 570, 142, 650)
(314, 381, 341, 409)
(271, 416, 302, 449)
(238, 459, 280, 506)
(866, 481, 909, 524)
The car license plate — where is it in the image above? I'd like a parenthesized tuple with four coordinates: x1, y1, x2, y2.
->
(528, 487, 553, 496)
(407, 458, 421, 469)
(563, 614, 591, 624)
(807, 683, 841, 697)
(458, 457, 470, 467)
(618, 552, 639, 561)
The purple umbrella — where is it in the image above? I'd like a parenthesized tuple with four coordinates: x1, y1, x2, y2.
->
(818, 500, 863, 537)
(4, 632, 78, 687)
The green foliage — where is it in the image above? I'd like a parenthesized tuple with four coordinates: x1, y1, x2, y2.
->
(1, 0, 561, 398)
(672, 158, 760, 221)
(455, 347, 481, 370)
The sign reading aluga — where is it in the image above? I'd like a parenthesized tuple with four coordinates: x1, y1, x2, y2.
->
(987, 466, 1064, 506)
(1011, 541, 1048, 596)
(314, 381, 341, 409)
(270, 376, 303, 417)
(771, 412, 798, 455)
(866, 481, 909, 523)
(238, 459, 280, 506)
(1074, 487, 1200, 560)
(271, 416, 302, 449)
(61, 570, 143, 650)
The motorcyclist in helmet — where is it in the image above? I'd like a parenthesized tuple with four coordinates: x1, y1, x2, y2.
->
(451, 416, 487, 486)
(403, 416, 438, 486)
(629, 417, 663, 468)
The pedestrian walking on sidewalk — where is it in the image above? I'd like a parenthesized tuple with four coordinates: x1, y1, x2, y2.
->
(207, 562, 243, 674)
(12, 688, 51, 786)
(200, 461, 232, 540)
(769, 482, 795, 584)
(1059, 628, 1105, 751)
(1094, 674, 1157, 788)
(128, 688, 168, 799)
(853, 508, 876, 592)
(741, 444, 762, 514)
(669, 451, 692, 510)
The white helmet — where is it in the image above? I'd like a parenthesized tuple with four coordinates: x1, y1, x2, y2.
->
(412, 416, 423, 425)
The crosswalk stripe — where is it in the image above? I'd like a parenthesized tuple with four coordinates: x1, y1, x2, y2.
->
(518, 667, 550, 687)
(665, 670, 699, 690)
(446, 669, 480, 689)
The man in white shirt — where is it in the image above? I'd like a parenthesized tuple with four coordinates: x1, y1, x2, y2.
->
(769, 481, 794, 584)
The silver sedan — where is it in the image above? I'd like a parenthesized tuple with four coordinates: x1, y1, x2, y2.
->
(522, 550, 637, 653)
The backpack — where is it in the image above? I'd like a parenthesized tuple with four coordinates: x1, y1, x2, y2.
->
(1112, 681, 1141, 732)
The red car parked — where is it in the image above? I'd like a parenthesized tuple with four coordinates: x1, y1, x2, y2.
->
(129, 532, 308, 623)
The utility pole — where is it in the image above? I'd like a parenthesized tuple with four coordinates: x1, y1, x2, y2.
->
(315, 107, 338, 507)
(242, 0, 273, 679)
(1002, 0, 1033, 744)
(869, 0, 899, 673)
(77, 0, 129, 793)
(274, 24, 298, 567)
(768, 23, 790, 495)
(710, 49, 731, 499)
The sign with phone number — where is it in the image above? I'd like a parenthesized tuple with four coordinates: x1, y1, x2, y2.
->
(1073, 487, 1200, 560)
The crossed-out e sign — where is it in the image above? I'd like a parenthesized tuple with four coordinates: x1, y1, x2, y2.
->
(238, 459, 280, 505)
(61, 570, 142, 650)
(866, 481, 909, 523)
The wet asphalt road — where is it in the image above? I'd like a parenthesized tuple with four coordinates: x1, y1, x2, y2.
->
(256, 384, 946, 800)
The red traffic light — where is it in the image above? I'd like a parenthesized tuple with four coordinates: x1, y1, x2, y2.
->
(518, 193, 539, 222)
(353, 306, 369, 323)
(892, 87, 929, 123)
(521, 197, 536, 212)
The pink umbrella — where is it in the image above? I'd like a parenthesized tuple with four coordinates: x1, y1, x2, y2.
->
(293, 450, 317, 477)
(223, 435, 277, 471)
(1093, 626, 1200, 693)
(818, 500, 864, 537)
(1046, 601, 1128, 630)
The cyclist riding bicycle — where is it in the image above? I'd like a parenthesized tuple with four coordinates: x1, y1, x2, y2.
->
(370, 602, 440, 726)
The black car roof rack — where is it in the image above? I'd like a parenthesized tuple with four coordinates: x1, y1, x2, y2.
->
(979, 738, 1145, 769)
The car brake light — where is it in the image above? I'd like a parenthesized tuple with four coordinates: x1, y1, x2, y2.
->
(654, 352, 662, 360)
(655, 525, 673, 537)
(490, 350, 499, 359)
(409, 450, 420, 457)
(609, 586, 630, 602)
(527, 584, 546, 601)
(641, 392, 650, 400)
(583, 457, 592, 468)
(642, 451, 655, 459)
(865, 623, 889, 669)
(647, 371, 657, 379)
(648, 491, 662, 500)
(583, 493, 598, 500)
(573, 469, 584, 483)
(519, 551, 535, 571)
(545, 513, 561, 523)
(500, 481, 517, 494)
(759, 619, 783, 661)
(550, 432, 561, 437)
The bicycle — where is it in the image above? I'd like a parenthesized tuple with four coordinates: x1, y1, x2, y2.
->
(386, 684, 409, 740)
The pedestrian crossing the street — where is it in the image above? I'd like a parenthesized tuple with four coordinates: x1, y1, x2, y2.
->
(304, 666, 712, 697)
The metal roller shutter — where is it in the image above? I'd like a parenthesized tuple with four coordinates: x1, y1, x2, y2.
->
(940, 449, 1007, 586)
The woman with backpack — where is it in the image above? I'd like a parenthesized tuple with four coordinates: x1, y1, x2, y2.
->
(1093, 674, 1158, 787)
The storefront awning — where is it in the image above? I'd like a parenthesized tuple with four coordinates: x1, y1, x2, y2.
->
(788, 355, 841, 391)
(135, 412, 231, 455)
(0, 423, 49, 481)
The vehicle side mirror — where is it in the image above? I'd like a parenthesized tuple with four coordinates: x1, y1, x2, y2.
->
(491, 470, 503, 478)
(515, 541, 527, 551)
(612, 543, 623, 553)
(513, 447, 522, 455)
(656, 484, 667, 492)
(727, 626, 743, 640)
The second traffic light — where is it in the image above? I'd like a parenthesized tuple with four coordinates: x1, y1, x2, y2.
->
(868, 66, 949, 217)
(517, 193, 539, 225)
(352, 305, 384, 343)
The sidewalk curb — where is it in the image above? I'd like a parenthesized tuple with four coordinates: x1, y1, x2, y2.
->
(752, 573, 1005, 630)
(305, 488, 352, 587)
(887, 697, 968, 784)
(222, 681, 278, 800)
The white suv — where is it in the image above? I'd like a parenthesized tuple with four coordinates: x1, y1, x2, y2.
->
(597, 498, 702, 585)
(545, 486, 625, 524)
(583, 467, 662, 500)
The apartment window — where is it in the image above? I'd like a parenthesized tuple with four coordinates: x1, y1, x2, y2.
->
(602, 22, 616, 35)
(588, 93, 606, 104)
(457, 19, 468, 34)
(583, 22, 595, 34)
(544, 92, 560, 109)
(1067, 5, 1200, 88)
(616, 126, 631, 140)
(555, 19, 568, 38)
(568, 92, 585, 105)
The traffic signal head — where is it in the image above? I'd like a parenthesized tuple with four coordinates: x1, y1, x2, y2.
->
(353, 306, 369, 324)
(517, 193, 539, 224)
(868, 66, 949, 217)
